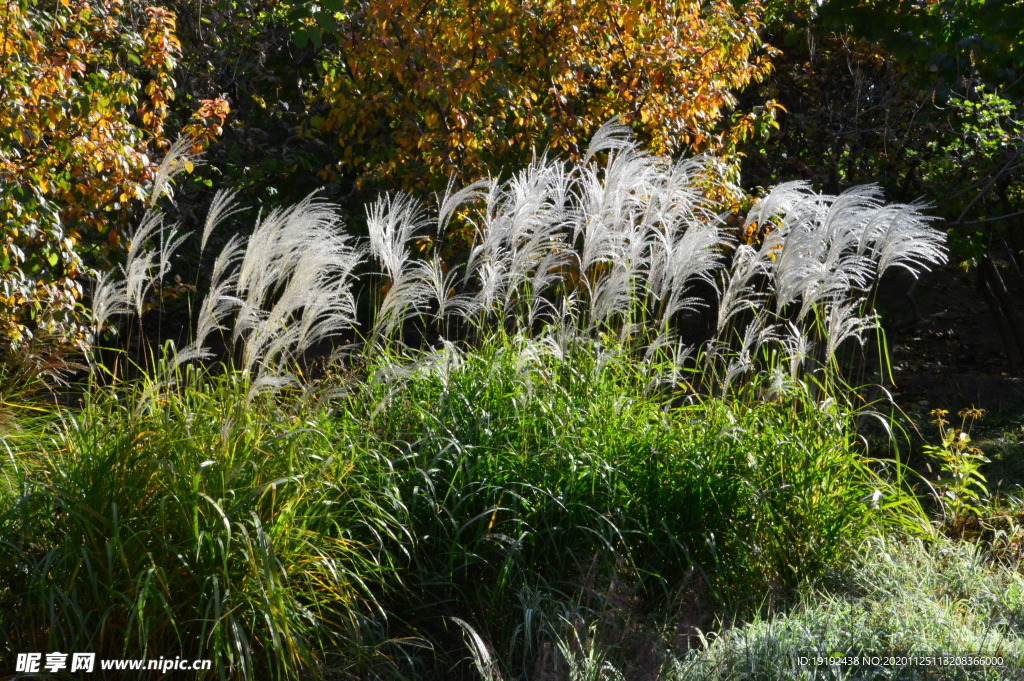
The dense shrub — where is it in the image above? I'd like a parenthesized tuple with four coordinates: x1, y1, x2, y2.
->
(0, 338, 893, 679)
(0, 0, 225, 348)
(309, 0, 778, 191)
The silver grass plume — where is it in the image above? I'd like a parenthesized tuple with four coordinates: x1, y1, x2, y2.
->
(716, 244, 765, 336)
(232, 195, 344, 346)
(721, 313, 774, 395)
(437, 176, 490, 237)
(124, 210, 188, 318)
(200, 188, 244, 253)
(871, 203, 946, 277)
(824, 300, 878, 365)
(411, 339, 463, 385)
(582, 116, 634, 164)
(148, 136, 198, 209)
(89, 272, 129, 341)
(500, 162, 571, 316)
(716, 181, 946, 383)
(367, 193, 434, 339)
(175, 234, 245, 367)
(412, 256, 471, 321)
(645, 333, 694, 392)
(783, 323, 812, 379)
(124, 210, 163, 318)
(214, 193, 364, 381)
(657, 223, 724, 325)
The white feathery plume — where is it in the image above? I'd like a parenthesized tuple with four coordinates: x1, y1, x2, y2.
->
(550, 293, 580, 357)
(464, 183, 509, 290)
(525, 246, 572, 327)
(818, 187, 883, 294)
(122, 206, 184, 320)
(148, 136, 198, 209)
(411, 256, 471, 321)
(824, 300, 878, 364)
(716, 244, 765, 336)
(573, 140, 655, 277)
(769, 196, 831, 316)
(742, 181, 814, 239)
(475, 156, 570, 319)
(469, 258, 507, 320)
(660, 224, 724, 324)
(373, 272, 432, 340)
(200, 188, 244, 253)
(721, 314, 775, 395)
(216, 193, 363, 378)
(126, 208, 163, 264)
(125, 245, 159, 318)
(501, 167, 556, 300)
(658, 337, 696, 391)
(246, 374, 297, 403)
(722, 353, 751, 396)
(643, 328, 676, 364)
(408, 339, 463, 385)
(249, 230, 362, 374)
(436, 177, 490, 237)
(702, 180, 945, 392)
(367, 191, 428, 281)
(514, 335, 547, 373)
(653, 155, 720, 233)
(582, 117, 634, 165)
(79, 118, 955, 408)
(156, 225, 189, 283)
(535, 332, 567, 362)
(587, 262, 633, 329)
(871, 204, 947, 277)
(782, 323, 812, 380)
(367, 192, 442, 339)
(90, 272, 129, 338)
(232, 194, 343, 347)
(174, 235, 245, 367)
(820, 185, 882, 242)
(766, 364, 791, 401)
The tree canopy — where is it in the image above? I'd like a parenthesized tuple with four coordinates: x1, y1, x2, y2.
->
(308, 0, 777, 191)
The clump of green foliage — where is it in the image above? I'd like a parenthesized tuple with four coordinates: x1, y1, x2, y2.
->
(0, 126, 950, 679)
(0, 335, 898, 679)
(0, 366, 404, 679)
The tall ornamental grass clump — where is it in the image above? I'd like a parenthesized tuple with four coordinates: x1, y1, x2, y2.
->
(355, 119, 945, 395)
(0, 120, 949, 678)
(0, 368, 406, 680)
(84, 119, 945, 396)
(1, 338, 896, 679)
(338, 335, 903, 677)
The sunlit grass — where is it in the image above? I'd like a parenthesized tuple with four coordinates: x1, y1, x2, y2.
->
(662, 535, 1024, 680)
(0, 367, 405, 679)
(0, 336, 911, 679)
